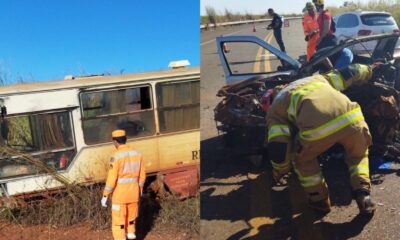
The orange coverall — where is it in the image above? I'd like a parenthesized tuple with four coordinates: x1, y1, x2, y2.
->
(303, 13, 320, 61)
(267, 64, 373, 202)
(103, 144, 146, 240)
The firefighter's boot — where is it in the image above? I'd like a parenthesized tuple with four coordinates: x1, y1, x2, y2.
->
(308, 197, 331, 213)
(356, 193, 376, 215)
(127, 233, 136, 239)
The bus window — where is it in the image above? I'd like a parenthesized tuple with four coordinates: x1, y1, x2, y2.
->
(156, 80, 200, 133)
(81, 86, 156, 145)
(0, 111, 76, 179)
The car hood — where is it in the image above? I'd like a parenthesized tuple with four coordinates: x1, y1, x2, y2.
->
(300, 33, 400, 74)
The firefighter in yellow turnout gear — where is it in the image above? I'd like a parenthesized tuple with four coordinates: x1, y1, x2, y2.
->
(101, 130, 146, 240)
(267, 64, 376, 214)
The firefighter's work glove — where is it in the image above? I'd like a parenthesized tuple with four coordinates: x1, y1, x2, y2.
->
(101, 196, 108, 208)
(371, 61, 384, 71)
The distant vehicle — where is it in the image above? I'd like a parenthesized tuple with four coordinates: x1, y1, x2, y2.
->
(334, 11, 399, 53)
(0, 67, 200, 204)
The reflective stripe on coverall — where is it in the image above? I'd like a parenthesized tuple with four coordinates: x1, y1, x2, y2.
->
(303, 13, 320, 61)
(103, 144, 146, 240)
(267, 64, 373, 201)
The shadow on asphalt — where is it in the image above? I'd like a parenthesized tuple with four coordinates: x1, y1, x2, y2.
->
(316, 214, 374, 240)
(200, 135, 374, 239)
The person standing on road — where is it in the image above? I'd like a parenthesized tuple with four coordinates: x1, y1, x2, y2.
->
(314, 0, 337, 50)
(303, 2, 320, 61)
(266, 64, 378, 215)
(267, 8, 286, 52)
(101, 129, 146, 240)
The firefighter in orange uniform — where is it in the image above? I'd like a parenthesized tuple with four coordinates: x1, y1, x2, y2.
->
(101, 130, 146, 240)
(267, 64, 377, 215)
(303, 2, 319, 61)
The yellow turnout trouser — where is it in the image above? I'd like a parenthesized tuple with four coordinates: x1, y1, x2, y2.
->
(111, 202, 139, 240)
(293, 121, 372, 202)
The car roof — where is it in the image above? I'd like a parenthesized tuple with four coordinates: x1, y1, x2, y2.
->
(336, 10, 392, 17)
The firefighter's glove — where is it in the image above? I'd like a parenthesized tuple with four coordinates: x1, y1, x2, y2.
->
(305, 35, 310, 42)
(371, 61, 384, 71)
(101, 196, 108, 208)
(370, 61, 385, 83)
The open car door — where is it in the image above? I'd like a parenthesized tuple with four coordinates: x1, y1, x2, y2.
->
(216, 35, 301, 85)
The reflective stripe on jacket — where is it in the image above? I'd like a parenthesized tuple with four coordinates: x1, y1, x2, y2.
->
(103, 144, 146, 203)
(325, 64, 371, 91)
(267, 64, 372, 142)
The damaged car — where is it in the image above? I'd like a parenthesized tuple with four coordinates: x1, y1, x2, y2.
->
(214, 33, 400, 160)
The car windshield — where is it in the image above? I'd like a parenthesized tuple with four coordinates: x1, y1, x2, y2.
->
(361, 14, 395, 26)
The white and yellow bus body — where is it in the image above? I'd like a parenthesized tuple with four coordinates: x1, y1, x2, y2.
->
(0, 67, 200, 200)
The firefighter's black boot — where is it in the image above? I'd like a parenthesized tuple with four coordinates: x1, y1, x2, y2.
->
(356, 192, 376, 215)
(308, 197, 331, 213)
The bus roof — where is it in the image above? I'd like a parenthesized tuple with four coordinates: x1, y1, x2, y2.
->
(0, 66, 200, 95)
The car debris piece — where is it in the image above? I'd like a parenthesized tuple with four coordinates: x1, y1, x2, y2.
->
(214, 76, 267, 127)
(344, 81, 400, 157)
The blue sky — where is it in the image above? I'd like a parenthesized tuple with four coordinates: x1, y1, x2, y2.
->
(200, 0, 373, 15)
(0, 0, 199, 83)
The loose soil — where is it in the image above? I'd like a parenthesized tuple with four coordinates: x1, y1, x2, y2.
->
(0, 221, 198, 240)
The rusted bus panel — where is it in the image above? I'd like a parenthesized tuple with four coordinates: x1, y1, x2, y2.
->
(163, 165, 199, 198)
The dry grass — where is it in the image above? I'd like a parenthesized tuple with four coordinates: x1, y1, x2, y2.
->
(153, 195, 200, 234)
(0, 185, 110, 228)
(201, 0, 400, 26)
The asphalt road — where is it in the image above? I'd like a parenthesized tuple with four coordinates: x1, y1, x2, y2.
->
(200, 19, 400, 240)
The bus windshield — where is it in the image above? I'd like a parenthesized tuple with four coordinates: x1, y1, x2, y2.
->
(1, 111, 74, 152)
